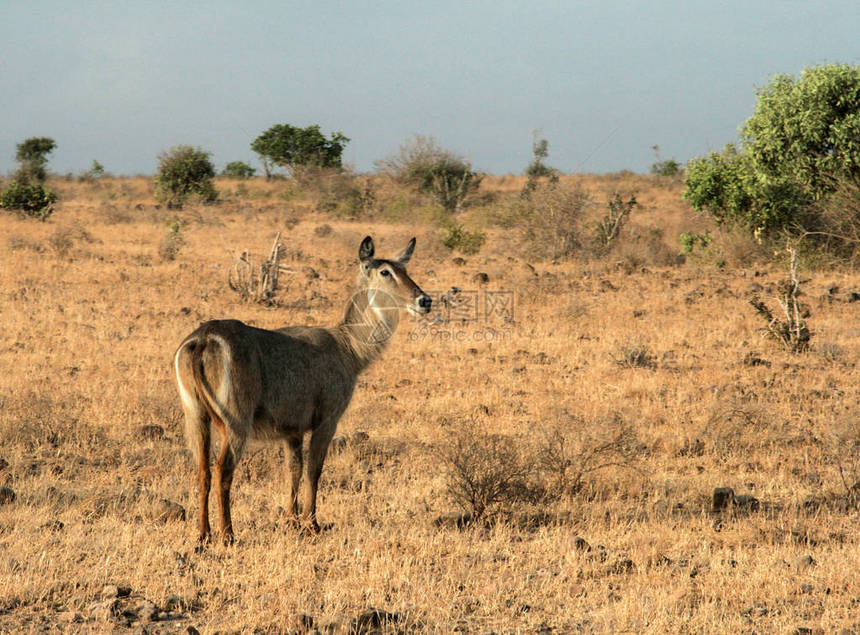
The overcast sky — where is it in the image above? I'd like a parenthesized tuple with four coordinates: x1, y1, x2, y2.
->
(1, 2, 858, 176)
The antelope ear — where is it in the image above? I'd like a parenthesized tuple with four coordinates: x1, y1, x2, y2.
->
(359, 236, 375, 262)
(396, 237, 416, 265)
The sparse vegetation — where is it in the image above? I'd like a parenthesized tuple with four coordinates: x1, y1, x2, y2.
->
(228, 232, 284, 304)
(0, 172, 857, 632)
(518, 180, 588, 259)
(158, 220, 184, 261)
(522, 133, 559, 198)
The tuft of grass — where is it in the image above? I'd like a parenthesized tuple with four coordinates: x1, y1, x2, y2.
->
(609, 340, 657, 369)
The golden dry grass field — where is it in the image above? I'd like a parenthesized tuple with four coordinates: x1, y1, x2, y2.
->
(0, 174, 858, 633)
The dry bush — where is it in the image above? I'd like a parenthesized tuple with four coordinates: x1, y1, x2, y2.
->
(749, 248, 811, 353)
(48, 223, 97, 258)
(609, 339, 657, 369)
(228, 232, 284, 304)
(441, 427, 540, 522)
(441, 417, 642, 522)
(537, 418, 642, 499)
(158, 221, 184, 262)
(517, 181, 589, 260)
(594, 193, 637, 250)
(803, 179, 860, 266)
(610, 225, 683, 269)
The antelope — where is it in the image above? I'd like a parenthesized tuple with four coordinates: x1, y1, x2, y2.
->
(173, 236, 431, 544)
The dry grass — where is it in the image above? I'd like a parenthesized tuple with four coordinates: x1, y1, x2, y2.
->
(0, 174, 858, 632)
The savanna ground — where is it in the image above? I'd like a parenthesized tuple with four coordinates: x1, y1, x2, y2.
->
(0, 173, 858, 633)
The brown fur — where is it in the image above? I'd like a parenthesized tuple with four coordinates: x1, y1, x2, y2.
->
(173, 236, 430, 543)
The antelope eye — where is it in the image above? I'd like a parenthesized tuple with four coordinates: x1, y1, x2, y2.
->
(380, 269, 391, 277)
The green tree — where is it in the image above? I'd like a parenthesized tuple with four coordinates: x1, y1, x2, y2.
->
(154, 145, 218, 208)
(1, 137, 57, 219)
(684, 64, 860, 238)
(14, 137, 56, 183)
(650, 145, 681, 177)
(251, 124, 349, 178)
(522, 133, 559, 198)
(222, 161, 256, 179)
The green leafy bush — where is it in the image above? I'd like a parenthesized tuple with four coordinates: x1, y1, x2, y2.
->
(0, 180, 57, 220)
(650, 145, 681, 177)
(679, 231, 713, 254)
(684, 64, 860, 243)
(154, 146, 218, 208)
(443, 224, 486, 254)
(522, 134, 559, 198)
(222, 161, 256, 179)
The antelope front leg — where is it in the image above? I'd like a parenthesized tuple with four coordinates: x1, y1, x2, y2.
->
(283, 436, 302, 526)
(300, 426, 335, 532)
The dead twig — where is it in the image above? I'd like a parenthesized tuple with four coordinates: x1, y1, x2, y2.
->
(228, 232, 284, 305)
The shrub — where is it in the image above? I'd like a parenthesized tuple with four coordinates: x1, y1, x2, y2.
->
(594, 193, 637, 250)
(158, 220, 184, 262)
(522, 134, 559, 198)
(442, 429, 540, 522)
(154, 146, 218, 208)
(222, 161, 256, 179)
(537, 419, 640, 498)
(679, 231, 713, 254)
(650, 145, 681, 177)
(0, 180, 57, 220)
(609, 339, 657, 369)
(377, 135, 482, 213)
(519, 181, 588, 260)
(443, 224, 486, 254)
(749, 248, 811, 353)
(685, 64, 860, 243)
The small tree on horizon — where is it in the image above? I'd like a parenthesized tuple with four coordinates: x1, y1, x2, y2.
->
(0, 137, 57, 219)
(14, 137, 56, 184)
(251, 124, 349, 179)
(522, 132, 559, 198)
(222, 161, 256, 179)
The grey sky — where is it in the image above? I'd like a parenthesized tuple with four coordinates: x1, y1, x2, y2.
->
(1, 2, 858, 176)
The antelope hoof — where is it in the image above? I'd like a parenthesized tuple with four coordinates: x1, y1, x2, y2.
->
(299, 520, 321, 536)
(195, 533, 211, 553)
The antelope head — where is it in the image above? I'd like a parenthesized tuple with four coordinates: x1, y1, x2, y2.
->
(357, 236, 432, 317)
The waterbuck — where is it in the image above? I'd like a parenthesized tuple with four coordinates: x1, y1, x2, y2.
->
(173, 236, 431, 543)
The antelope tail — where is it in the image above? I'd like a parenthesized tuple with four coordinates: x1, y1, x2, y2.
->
(189, 337, 229, 430)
